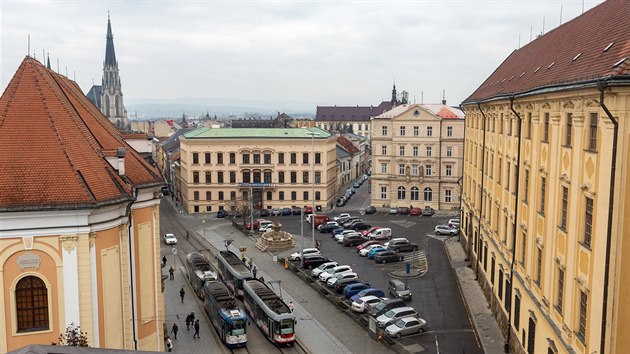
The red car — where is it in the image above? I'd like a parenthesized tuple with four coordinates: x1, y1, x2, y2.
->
(304, 206, 313, 214)
(410, 207, 422, 216)
(361, 226, 381, 236)
(356, 240, 382, 252)
(246, 221, 260, 230)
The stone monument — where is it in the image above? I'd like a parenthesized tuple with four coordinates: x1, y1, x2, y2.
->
(255, 220, 295, 252)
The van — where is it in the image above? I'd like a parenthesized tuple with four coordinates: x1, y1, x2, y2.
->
(369, 298, 406, 317)
(312, 214, 330, 227)
(375, 306, 418, 328)
(368, 228, 392, 240)
(388, 279, 412, 300)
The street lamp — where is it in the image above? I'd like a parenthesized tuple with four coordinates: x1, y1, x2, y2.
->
(306, 130, 320, 248)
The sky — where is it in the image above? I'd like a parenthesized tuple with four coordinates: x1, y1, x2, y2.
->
(1, 0, 603, 112)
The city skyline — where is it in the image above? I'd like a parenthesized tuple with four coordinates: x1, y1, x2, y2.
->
(2, 1, 602, 111)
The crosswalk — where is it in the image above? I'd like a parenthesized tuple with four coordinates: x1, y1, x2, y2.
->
(376, 250, 428, 276)
(426, 233, 455, 242)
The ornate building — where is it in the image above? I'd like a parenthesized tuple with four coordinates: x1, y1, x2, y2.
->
(87, 15, 129, 131)
(460, 0, 630, 353)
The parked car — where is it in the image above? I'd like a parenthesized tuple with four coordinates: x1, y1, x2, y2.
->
(334, 213, 351, 222)
(350, 288, 386, 303)
(389, 208, 398, 215)
(348, 222, 372, 231)
(318, 222, 340, 233)
(290, 248, 321, 261)
(327, 272, 358, 287)
(302, 255, 332, 269)
(312, 215, 331, 228)
(374, 250, 404, 263)
(448, 218, 460, 227)
(245, 220, 260, 230)
(367, 228, 392, 240)
(336, 198, 346, 207)
(397, 207, 410, 215)
(272, 208, 282, 216)
(434, 224, 458, 235)
(367, 247, 388, 259)
(370, 298, 407, 317)
(259, 209, 270, 217)
(365, 205, 377, 214)
(353, 181, 361, 188)
(359, 244, 383, 256)
(385, 238, 419, 252)
(333, 278, 369, 293)
(216, 210, 228, 218)
(304, 206, 313, 214)
(422, 206, 435, 216)
(342, 218, 362, 228)
(351, 295, 385, 313)
(388, 279, 412, 300)
(409, 207, 422, 216)
(356, 240, 382, 252)
(376, 307, 419, 328)
(331, 227, 345, 236)
(292, 206, 302, 215)
(335, 231, 359, 243)
(385, 317, 427, 338)
(282, 207, 292, 216)
(319, 265, 353, 282)
(336, 215, 353, 224)
(163, 233, 177, 245)
(311, 261, 339, 277)
(343, 234, 367, 247)
(259, 223, 274, 232)
(343, 282, 373, 298)
(361, 226, 382, 236)
(234, 211, 242, 217)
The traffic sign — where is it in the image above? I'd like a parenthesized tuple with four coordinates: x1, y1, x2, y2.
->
(171, 247, 177, 255)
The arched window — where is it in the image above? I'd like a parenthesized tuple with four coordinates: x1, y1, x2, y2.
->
(115, 96, 121, 116)
(410, 187, 419, 201)
(397, 186, 406, 200)
(16, 276, 49, 332)
(105, 96, 110, 117)
(424, 187, 433, 202)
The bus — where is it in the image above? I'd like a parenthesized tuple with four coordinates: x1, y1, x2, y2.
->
(203, 281, 248, 348)
(185, 252, 218, 299)
(217, 250, 254, 297)
(242, 279, 296, 346)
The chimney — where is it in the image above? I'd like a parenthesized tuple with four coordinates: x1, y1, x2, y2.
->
(117, 147, 126, 176)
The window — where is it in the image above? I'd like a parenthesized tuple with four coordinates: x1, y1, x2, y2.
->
(253, 171, 261, 183)
(491, 258, 496, 284)
(412, 164, 418, 176)
(445, 164, 452, 176)
(498, 270, 504, 299)
(426, 146, 432, 157)
(578, 290, 588, 341)
(413, 126, 419, 136)
(279, 191, 284, 200)
(560, 186, 568, 230)
(290, 172, 297, 183)
(278, 153, 285, 164)
(426, 126, 433, 136)
(399, 164, 405, 175)
(303, 153, 309, 164)
(423, 187, 432, 201)
(536, 247, 542, 285)
(445, 190, 452, 202)
(303, 191, 308, 200)
(303, 171, 309, 184)
(230, 171, 236, 183)
(381, 163, 388, 174)
(399, 146, 405, 156)
(253, 153, 260, 164)
(16, 276, 49, 332)
(397, 186, 406, 200)
(381, 146, 387, 155)
(243, 171, 250, 183)
(291, 191, 297, 201)
(447, 126, 453, 137)
(315, 191, 321, 200)
(508, 117, 513, 135)
(498, 157, 502, 185)
(589, 113, 598, 151)
(230, 191, 236, 200)
(243, 154, 250, 164)
(264, 171, 272, 183)
(205, 171, 211, 184)
(556, 267, 564, 314)
(514, 294, 521, 331)
(205, 153, 211, 164)
(540, 177, 546, 214)
(217, 153, 223, 164)
(521, 232, 527, 265)
(264, 154, 271, 164)
(206, 191, 211, 200)
(490, 153, 494, 178)
(413, 146, 419, 156)
(527, 318, 536, 354)
(217, 172, 224, 184)
(315, 172, 321, 184)
(380, 186, 387, 199)
(400, 126, 406, 136)
(524, 169, 529, 203)
(290, 153, 297, 164)
(229, 153, 235, 164)
(584, 197, 593, 247)
(278, 171, 284, 183)
(446, 146, 453, 157)
(382, 126, 388, 136)
(193, 172, 199, 184)
(218, 191, 224, 200)
(565, 113, 573, 147)
(425, 164, 432, 176)
(543, 113, 549, 142)
(410, 187, 419, 201)
(315, 153, 321, 164)
(192, 153, 199, 164)
(526, 112, 532, 138)
(266, 191, 272, 200)
(506, 163, 511, 191)
(499, 113, 503, 134)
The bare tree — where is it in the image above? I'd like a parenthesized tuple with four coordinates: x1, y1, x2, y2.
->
(55, 323, 89, 347)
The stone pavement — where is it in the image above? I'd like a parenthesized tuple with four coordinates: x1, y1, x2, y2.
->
(444, 236, 505, 354)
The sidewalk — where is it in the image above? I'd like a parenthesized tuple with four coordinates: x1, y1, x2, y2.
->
(444, 237, 505, 354)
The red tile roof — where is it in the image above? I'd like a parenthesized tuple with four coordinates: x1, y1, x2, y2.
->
(316, 101, 394, 122)
(465, 0, 630, 103)
(336, 136, 359, 154)
(0, 57, 162, 211)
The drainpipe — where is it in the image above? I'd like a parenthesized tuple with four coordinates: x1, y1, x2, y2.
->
(438, 119, 443, 210)
(458, 104, 467, 243)
(597, 79, 617, 354)
(126, 188, 139, 350)
(475, 103, 487, 277)
(506, 96, 523, 353)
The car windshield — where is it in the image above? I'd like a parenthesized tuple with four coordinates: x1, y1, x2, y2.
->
(230, 319, 246, 335)
(395, 283, 406, 290)
(374, 302, 385, 311)
(384, 309, 396, 318)
(394, 319, 406, 328)
(280, 319, 294, 334)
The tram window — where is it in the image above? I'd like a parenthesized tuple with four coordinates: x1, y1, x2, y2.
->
(280, 319, 294, 334)
(231, 320, 246, 335)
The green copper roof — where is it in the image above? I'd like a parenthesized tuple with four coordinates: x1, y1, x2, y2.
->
(184, 127, 332, 139)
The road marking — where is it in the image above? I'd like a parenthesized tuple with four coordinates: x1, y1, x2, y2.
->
(390, 220, 417, 228)
(426, 233, 456, 242)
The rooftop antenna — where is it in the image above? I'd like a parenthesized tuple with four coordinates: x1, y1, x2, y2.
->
(73, 70, 76, 81)
(560, 5, 563, 25)
(442, 89, 446, 105)
(542, 16, 545, 35)
(518, 34, 521, 49)
(57, 58, 60, 73)
(65, 66, 68, 77)
(421, 91, 424, 104)
(27, 34, 30, 57)
(530, 25, 533, 42)
(582, 0, 585, 14)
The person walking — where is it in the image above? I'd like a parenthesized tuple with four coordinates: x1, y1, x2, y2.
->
(193, 319, 200, 338)
(166, 336, 173, 352)
(288, 301, 295, 312)
(169, 266, 174, 280)
(248, 258, 253, 269)
(190, 312, 195, 323)
(252, 266, 257, 279)
(185, 314, 191, 330)
(162, 255, 167, 267)
(179, 287, 185, 303)
(170, 323, 179, 340)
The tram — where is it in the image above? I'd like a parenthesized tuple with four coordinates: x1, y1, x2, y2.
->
(216, 250, 254, 297)
(242, 279, 296, 346)
(185, 252, 217, 299)
(203, 281, 248, 348)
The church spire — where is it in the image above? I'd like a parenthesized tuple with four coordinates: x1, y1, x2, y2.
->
(46, 52, 51, 70)
(391, 82, 397, 104)
(105, 12, 117, 66)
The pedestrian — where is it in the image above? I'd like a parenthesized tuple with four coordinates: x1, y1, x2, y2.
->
(242, 255, 246, 263)
(185, 315, 191, 330)
(162, 255, 167, 267)
(169, 266, 174, 280)
(193, 319, 200, 338)
(190, 311, 195, 322)
(248, 258, 253, 269)
(259, 276, 265, 283)
(288, 301, 294, 312)
(171, 323, 179, 340)
(180, 287, 185, 303)
(252, 265, 257, 279)
(166, 336, 173, 352)
(315, 240, 320, 250)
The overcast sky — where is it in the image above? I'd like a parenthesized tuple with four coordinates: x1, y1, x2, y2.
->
(1, 0, 602, 111)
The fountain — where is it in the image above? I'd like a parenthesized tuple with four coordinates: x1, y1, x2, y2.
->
(255, 220, 295, 252)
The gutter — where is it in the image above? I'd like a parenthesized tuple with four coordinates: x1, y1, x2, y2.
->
(475, 103, 487, 276)
(506, 96, 523, 352)
(597, 79, 617, 354)
(458, 105, 467, 243)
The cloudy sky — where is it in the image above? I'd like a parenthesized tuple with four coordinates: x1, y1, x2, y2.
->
(1, 0, 602, 111)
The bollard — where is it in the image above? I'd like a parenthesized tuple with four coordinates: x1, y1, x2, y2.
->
(406, 261, 411, 274)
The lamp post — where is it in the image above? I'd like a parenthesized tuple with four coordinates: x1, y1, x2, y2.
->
(307, 131, 320, 248)
(250, 185, 254, 234)
(300, 207, 304, 268)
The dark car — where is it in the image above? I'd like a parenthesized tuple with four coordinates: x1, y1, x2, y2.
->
(356, 240, 382, 252)
(375, 250, 404, 263)
(386, 239, 419, 253)
(365, 205, 377, 214)
(343, 234, 367, 247)
(422, 206, 435, 216)
(302, 255, 332, 269)
(353, 181, 361, 188)
(348, 222, 372, 231)
(333, 279, 370, 293)
(282, 207, 292, 215)
(344, 283, 372, 298)
(332, 227, 346, 236)
(342, 218, 362, 228)
(216, 210, 227, 218)
(259, 209, 270, 217)
(292, 206, 302, 215)
(319, 223, 341, 233)
(350, 288, 386, 303)
(370, 298, 407, 317)
(336, 198, 346, 207)
(397, 207, 410, 215)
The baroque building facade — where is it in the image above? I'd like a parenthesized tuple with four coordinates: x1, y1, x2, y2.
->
(370, 103, 464, 210)
(178, 128, 338, 213)
(460, 1, 630, 353)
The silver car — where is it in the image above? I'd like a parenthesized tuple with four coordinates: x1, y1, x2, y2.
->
(385, 317, 427, 338)
(376, 306, 418, 328)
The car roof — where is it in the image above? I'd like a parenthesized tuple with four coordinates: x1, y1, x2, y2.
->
(390, 306, 415, 313)
(390, 238, 407, 242)
(165, 233, 176, 237)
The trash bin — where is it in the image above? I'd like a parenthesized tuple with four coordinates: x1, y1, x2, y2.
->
(316, 205, 322, 212)
(406, 261, 411, 274)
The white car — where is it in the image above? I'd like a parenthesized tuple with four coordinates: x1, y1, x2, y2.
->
(163, 233, 177, 245)
(333, 213, 351, 222)
(448, 219, 460, 226)
(384, 238, 409, 249)
(311, 261, 338, 277)
(290, 248, 321, 261)
(326, 271, 357, 286)
(351, 295, 385, 313)
(360, 244, 382, 257)
(319, 265, 352, 282)
(434, 225, 458, 236)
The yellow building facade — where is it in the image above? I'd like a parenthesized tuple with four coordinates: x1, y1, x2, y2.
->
(178, 128, 338, 213)
(460, 1, 630, 353)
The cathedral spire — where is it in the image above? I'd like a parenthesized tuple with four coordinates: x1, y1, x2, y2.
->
(105, 12, 117, 66)
(391, 81, 397, 104)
